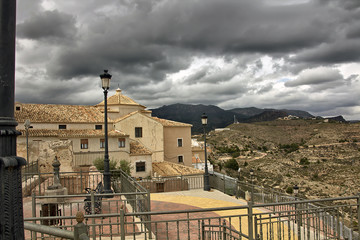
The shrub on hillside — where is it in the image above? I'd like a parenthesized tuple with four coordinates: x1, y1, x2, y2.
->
(224, 158, 239, 171)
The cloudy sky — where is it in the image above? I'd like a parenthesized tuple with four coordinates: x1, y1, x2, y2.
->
(15, 0, 360, 120)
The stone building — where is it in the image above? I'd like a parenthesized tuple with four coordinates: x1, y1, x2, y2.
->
(15, 89, 192, 177)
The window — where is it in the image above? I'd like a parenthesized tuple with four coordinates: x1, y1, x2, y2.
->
(16, 106, 21, 111)
(95, 125, 102, 130)
(178, 155, 184, 163)
(118, 138, 125, 148)
(136, 162, 146, 172)
(100, 139, 105, 148)
(135, 127, 142, 138)
(59, 125, 67, 130)
(81, 139, 88, 149)
(177, 138, 183, 147)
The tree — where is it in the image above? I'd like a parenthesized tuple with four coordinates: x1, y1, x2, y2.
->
(224, 158, 239, 171)
(119, 160, 131, 175)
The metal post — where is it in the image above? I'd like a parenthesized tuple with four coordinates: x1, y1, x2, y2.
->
(120, 209, 125, 240)
(203, 125, 210, 191)
(248, 201, 254, 240)
(0, 0, 27, 238)
(357, 195, 360, 236)
(103, 89, 112, 194)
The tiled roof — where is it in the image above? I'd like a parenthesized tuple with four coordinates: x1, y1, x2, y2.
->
(15, 103, 105, 123)
(113, 111, 139, 123)
(19, 129, 127, 138)
(97, 88, 145, 107)
(152, 162, 203, 177)
(151, 117, 192, 127)
(130, 141, 152, 155)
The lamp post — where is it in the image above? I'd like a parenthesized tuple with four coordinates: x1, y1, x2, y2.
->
(250, 169, 254, 204)
(24, 119, 33, 162)
(100, 70, 113, 194)
(0, 0, 27, 237)
(293, 184, 301, 237)
(201, 113, 210, 191)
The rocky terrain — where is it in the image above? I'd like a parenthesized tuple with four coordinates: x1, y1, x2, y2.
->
(206, 119, 360, 199)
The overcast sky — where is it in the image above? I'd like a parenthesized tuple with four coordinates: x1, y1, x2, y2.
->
(15, 0, 360, 120)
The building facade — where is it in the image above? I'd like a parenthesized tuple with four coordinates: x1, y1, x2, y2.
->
(15, 89, 192, 177)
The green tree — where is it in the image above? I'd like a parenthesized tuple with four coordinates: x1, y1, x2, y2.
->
(119, 160, 131, 175)
(93, 157, 118, 171)
(224, 158, 239, 171)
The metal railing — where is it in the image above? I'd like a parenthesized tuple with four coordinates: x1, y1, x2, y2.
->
(137, 173, 204, 192)
(22, 159, 39, 182)
(22, 169, 360, 239)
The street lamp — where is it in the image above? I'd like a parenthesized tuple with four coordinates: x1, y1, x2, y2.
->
(250, 169, 254, 203)
(100, 70, 113, 195)
(201, 113, 210, 191)
(293, 184, 301, 236)
(24, 119, 33, 162)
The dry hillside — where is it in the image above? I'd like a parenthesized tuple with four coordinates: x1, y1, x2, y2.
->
(207, 119, 360, 199)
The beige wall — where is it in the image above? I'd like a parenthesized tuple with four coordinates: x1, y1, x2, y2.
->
(17, 135, 130, 166)
(101, 105, 146, 120)
(163, 126, 192, 166)
(129, 155, 152, 178)
(114, 113, 164, 162)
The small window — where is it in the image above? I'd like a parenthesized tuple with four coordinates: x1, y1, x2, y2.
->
(177, 138, 183, 147)
(135, 127, 142, 138)
(118, 138, 125, 148)
(136, 162, 146, 172)
(59, 125, 67, 130)
(81, 139, 88, 149)
(100, 139, 105, 148)
(178, 155, 184, 163)
(16, 106, 21, 111)
(95, 125, 102, 130)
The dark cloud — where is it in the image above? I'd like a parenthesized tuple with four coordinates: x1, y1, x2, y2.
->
(17, 10, 77, 42)
(14, 0, 360, 120)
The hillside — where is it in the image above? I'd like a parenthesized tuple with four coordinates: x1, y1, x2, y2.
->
(206, 119, 360, 199)
(151, 104, 315, 133)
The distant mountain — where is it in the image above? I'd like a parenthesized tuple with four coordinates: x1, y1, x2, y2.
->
(151, 104, 236, 133)
(150, 104, 315, 133)
(244, 110, 288, 123)
(230, 107, 313, 118)
(326, 115, 347, 123)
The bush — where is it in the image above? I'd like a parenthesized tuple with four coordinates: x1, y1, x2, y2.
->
(93, 157, 118, 171)
(299, 157, 310, 165)
(286, 186, 293, 194)
(224, 158, 239, 171)
(279, 143, 299, 153)
(119, 160, 131, 175)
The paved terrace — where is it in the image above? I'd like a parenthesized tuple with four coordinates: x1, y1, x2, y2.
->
(23, 189, 263, 239)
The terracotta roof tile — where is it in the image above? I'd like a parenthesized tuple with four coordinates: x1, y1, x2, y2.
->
(19, 129, 127, 138)
(15, 103, 106, 123)
(130, 141, 152, 155)
(151, 117, 192, 127)
(97, 88, 145, 107)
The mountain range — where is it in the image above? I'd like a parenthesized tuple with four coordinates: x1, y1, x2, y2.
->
(150, 104, 317, 133)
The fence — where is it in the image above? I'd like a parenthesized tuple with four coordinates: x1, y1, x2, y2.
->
(210, 171, 360, 239)
(22, 159, 39, 182)
(138, 173, 204, 193)
(22, 169, 360, 239)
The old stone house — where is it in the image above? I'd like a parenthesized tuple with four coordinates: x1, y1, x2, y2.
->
(15, 89, 192, 177)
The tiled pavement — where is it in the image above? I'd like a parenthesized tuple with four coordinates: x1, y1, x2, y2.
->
(23, 189, 271, 239)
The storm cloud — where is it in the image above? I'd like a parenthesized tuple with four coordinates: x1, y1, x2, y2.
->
(15, 0, 360, 120)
